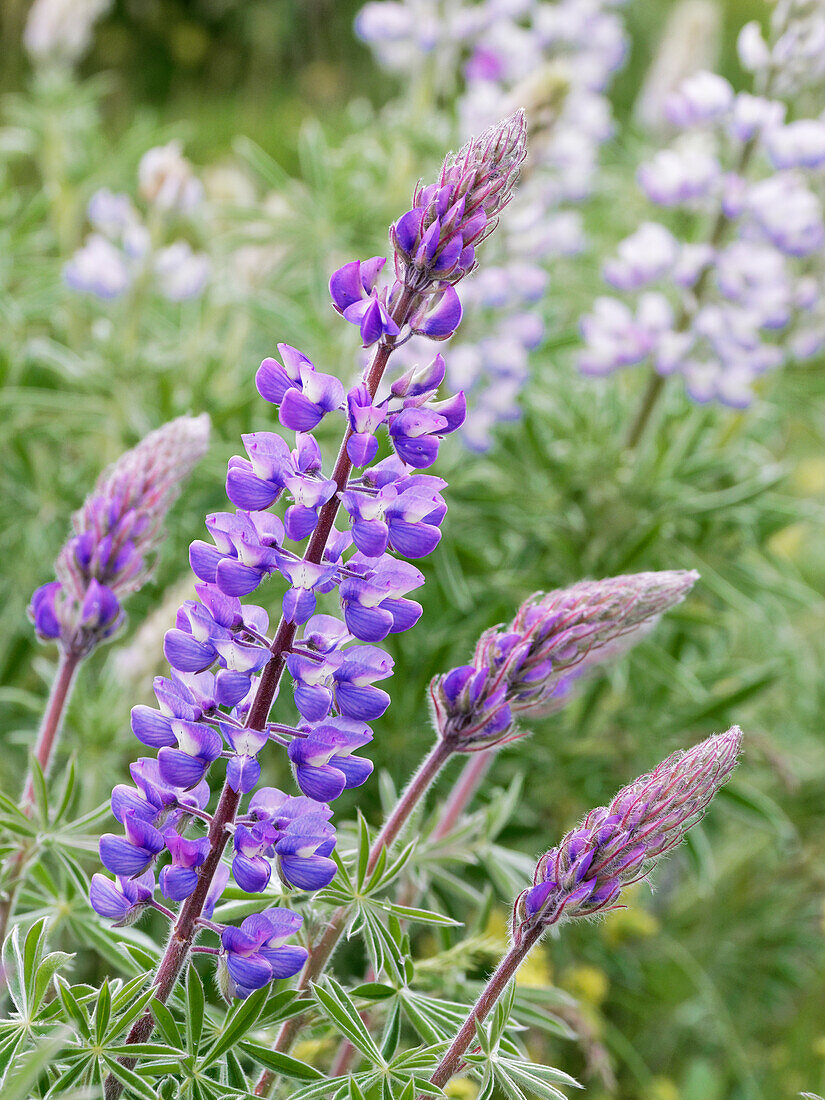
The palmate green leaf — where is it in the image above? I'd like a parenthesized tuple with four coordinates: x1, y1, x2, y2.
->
(226, 1046, 249, 1090)
(151, 998, 184, 1049)
(377, 902, 462, 927)
(199, 982, 269, 1068)
(2, 1029, 71, 1100)
(399, 989, 470, 1045)
(311, 977, 384, 1064)
(238, 1039, 324, 1081)
(95, 978, 112, 1043)
(380, 999, 402, 1061)
(0, 1028, 28, 1086)
(102, 1054, 166, 1100)
(53, 976, 91, 1040)
(51, 755, 78, 825)
(27, 754, 49, 826)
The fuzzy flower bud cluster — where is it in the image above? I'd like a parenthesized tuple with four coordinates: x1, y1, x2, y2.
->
(359, 0, 628, 448)
(579, 12, 825, 408)
(64, 143, 209, 303)
(431, 570, 697, 751)
(512, 727, 742, 940)
(86, 121, 533, 999)
(29, 415, 210, 658)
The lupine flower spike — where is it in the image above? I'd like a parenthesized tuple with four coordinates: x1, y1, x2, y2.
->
(432, 570, 698, 751)
(30, 414, 211, 657)
(90, 115, 525, 1100)
(0, 415, 210, 948)
(419, 727, 742, 1099)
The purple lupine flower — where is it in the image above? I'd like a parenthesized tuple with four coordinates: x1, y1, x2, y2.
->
(391, 111, 527, 293)
(159, 831, 210, 901)
(89, 870, 155, 925)
(91, 117, 517, 1006)
(431, 570, 698, 751)
(256, 345, 345, 431)
(218, 908, 307, 1000)
(578, 26, 825, 409)
(512, 727, 742, 940)
(30, 415, 210, 657)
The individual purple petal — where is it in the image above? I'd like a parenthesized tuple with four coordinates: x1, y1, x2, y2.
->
(130, 705, 177, 748)
(232, 853, 272, 893)
(226, 754, 262, 794)
(415, 286, 462, 338)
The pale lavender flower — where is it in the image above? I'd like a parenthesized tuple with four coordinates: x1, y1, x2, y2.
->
(512, 727, 742, 938)
(430, 570, 698, 751)
(24, 0, 110, 65)
(578, 12, 825, 410)
(30, 415, 210, 656)
(138, 142, 204, 214)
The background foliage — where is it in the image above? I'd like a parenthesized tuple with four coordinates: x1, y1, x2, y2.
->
(1, 1, 825, 1098)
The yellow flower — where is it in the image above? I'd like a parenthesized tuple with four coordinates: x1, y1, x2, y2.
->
(603, 903, 659, 945)
(562, 964, 609, 1006)
(292, 1039, 328, 1063)
(792, 457, 825, 496)
(767, 522, 809, 561)
(446, 1078, 479, 1100)
(645, 1076, 679, 1100)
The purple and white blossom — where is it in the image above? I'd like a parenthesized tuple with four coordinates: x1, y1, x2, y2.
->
(64, 143, 209, 303)
(578, 16, 825, 409)
(90, 115, 525, 1003)
(358, 0, 628, 447)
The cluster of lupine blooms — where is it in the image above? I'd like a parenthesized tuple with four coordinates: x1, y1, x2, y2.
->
(513, 726, 742, 938)
(29, 415, 210, 658)
(358, 0, 627, 449)
(578, 4, 825, 408)
(88, 114, 528, 1000)
(431, 571, 697, 750)
(64, 141, 210, 302)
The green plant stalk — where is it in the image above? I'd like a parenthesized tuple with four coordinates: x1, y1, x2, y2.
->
(0, 648, 82, 945)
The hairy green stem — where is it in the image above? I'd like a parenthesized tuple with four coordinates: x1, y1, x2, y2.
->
(0, 648, 82, 947)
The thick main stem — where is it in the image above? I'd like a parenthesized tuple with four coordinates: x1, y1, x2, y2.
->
(0, 648, 82, 946)
(105, 291, 415, 1100)
(254, 738, 454, 1096)
(418, 923, 543, 1097)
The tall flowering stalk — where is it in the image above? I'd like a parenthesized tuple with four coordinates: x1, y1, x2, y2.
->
(577, 0, 825, 444)
(251, 567, 695, 1092)
(418, 726, 743, 1097)
(92, 113, 527, 1100)
(0, 415, 210, 944)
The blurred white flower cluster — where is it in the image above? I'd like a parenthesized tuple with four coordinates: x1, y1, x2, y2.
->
(24, 0, 111, 68)
(358, 0, 628, 448)
(64, 142, 210, 303)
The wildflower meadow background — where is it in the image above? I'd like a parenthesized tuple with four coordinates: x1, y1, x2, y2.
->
(1, 1, 825, 1099)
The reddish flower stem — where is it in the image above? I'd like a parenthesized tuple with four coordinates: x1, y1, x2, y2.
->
(254, 737, 454, 1096)
(417, 923, 543, 1096)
